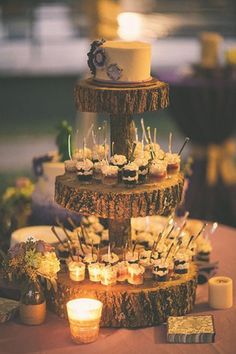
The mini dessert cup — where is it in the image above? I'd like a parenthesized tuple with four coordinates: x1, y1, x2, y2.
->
(100, 265, 117, 286)
(116, 261, 129, 282)
(64, 159, 77, 173)
(76, 159, 93, 183)
(125, 250, 139, 264)
(68, 261, 86, 282)
(196, 240, 212, 262)
(93, 160, 107, 182)
(164, 153, 181, 176)
(134, 157, 149, 183)
(174, 253, 190, 275)
(139, 250, 153, 279)
(152, 259, 169, 281)
(110, 154, 127, 180)
(101, 165, 119, 186)
(101, 252, 119, 266)
(88, 263, 104, 282)
(149, 160, 167, 183)
(127, 264, 145, 285)
(122, 162, 139, 186)
(83, 253, 98, 266)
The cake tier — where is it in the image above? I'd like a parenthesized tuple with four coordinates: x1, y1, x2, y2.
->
(94, 41, 151, 83)
(75, 78, 169, 114)
(55, 173, 184, 219)
(48, 263, 197, 328)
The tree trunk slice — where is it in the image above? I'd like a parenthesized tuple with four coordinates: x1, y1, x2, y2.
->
(74, 78, 169, 114)
(110, 114, 136, 160)
(55, 173, 184, 219)
(48, 264, 197, 328)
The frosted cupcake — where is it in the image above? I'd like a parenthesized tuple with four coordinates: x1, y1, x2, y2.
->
(93, 159, 107, 181)
(134, 157, 149, 183)
(149, 160, 167, 182)
(164, 153, 181, 175)
(122, 162, 139, 186)
(76, 159, 93, 183)
(174, 253, 189, 274)
(152, 259, 169, 281)
(101, 165, 119, 186)
(110, 154, 127, 170)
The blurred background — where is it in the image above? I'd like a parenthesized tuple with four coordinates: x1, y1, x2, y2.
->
(0, 0, 236, 229)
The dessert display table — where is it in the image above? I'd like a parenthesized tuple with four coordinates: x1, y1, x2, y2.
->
(1, 223, 235, 354)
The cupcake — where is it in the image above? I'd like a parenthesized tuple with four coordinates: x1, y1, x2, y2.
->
(164, 153, 181, 175)
(152, 259, 169, 281)
(174, 253, 190, 274)
(64, 159, 77, 173)
(93, 159, 107, 181)
(149, 160, 167, 182)
(76, 159, 93, 182)
(127, 264, 145, 285)
(101, 165, 119, 186)
(134, 157, 149, 183)
(122, 162, 139, 186)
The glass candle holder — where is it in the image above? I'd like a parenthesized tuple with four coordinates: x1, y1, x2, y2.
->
(100, 265, 117, 286)
(67, 298, 103, 344)
(68, 261, 85, 282)
(88, 263, 103, 282)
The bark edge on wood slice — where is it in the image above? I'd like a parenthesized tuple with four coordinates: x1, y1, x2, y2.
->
(74, 78, 169, 114)
(47, 263, 197, 328)
(55, 173, 184, 219)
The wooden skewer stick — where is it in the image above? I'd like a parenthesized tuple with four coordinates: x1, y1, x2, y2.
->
(164, 224, 175, 240)
(194, 223, 208, 241)
(67, 217, 77, 230)
(153, 127, 157, 145)
(129, 142, 137, 162)
(165, 242, 174, 263)
(76, 229, 85, 255)
(141, 118, 149, 144)
(178, 137, 190, 156)
(51, 226, 64, 245)
(186, 235, 194, 250)
(132, 241, 137, 255)
(68, 134, 72, 160)
(168, 132, 172, 154)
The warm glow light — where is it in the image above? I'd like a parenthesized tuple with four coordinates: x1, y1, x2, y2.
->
(67, 298, 103, 344)
(117, 12, 142, 40)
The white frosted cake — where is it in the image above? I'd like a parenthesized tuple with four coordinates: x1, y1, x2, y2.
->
(87, 39, 151, 83)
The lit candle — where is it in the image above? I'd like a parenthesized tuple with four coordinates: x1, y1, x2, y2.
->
(208, 276, 233, 309)
(67, 298, 103, 344)
(128, 264, 145, 285)
(88, 263, 103, 282)
(68, 261, 85, 282)
(100, 265, 117, 286)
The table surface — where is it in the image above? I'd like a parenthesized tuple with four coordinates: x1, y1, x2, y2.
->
(0, 223, 236, 354)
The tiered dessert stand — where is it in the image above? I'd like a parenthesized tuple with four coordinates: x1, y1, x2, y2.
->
(51, 78, 197, 328)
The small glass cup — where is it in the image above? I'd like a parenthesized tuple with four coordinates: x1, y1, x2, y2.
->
(68, 261, 85, 282)
(67, 298, 103, 344)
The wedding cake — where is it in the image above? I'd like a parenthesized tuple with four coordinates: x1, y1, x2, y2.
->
(87, 40, 151, 83)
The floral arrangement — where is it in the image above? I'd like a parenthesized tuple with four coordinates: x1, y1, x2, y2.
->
(4, 238, 60, 290)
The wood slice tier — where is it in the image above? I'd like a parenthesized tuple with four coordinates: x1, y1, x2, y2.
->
(48, 264, 197, 328)
(55, 173, 184, 219)
(75, 78, 169, 114)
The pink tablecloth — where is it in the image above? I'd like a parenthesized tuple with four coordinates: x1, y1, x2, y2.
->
(0, 224, 236, 354)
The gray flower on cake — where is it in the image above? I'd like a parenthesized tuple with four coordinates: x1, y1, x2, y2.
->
(107, 64, 123, 81)
(93, 48, 106, 68)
